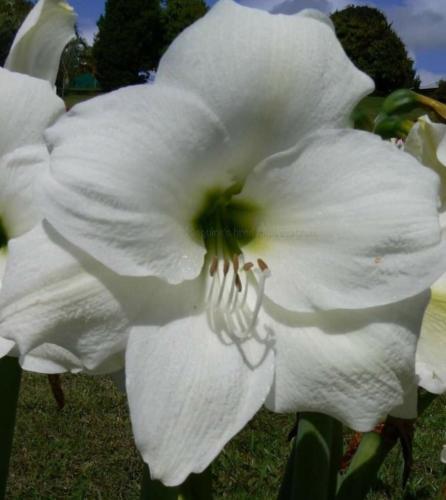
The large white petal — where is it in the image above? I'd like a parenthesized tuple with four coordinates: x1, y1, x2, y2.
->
(0, 145, 47, 239)
(0, 337, 14, 358)
(405, 115, 446, 206)
(0, 249, 7, 290)
(241, 129, 446, 312)
(0, 68, 65, 158)
(264, 293, 429, 431)
(41, 84, 235, 283)
(157, 0, 373, 166)
(20, 343, 83, 374)
(126, 279, 274, 486)
(5, 0, 76, 85)
(434, 124, 446, 168)
(0, 222, 136, 374)
(416, 273, 446, 394)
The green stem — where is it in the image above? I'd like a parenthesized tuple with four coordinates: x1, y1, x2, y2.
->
(336, 431, 392, 500)
(279, 413, 343, 500)
(337, 390, 440, 500)
(140, 463, 213, 500)
(0, 357, 21, 500)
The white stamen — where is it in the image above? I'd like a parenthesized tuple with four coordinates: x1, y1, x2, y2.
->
(207, 255, 271, 338)
(247, 265, 270, 331)
(225, 262, 238, 309)
(240, 263, 252, 308)
(216, 258, 230, 305)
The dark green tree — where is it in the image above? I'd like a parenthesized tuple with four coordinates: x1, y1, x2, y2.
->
(162, 0, 207, 50)
(433, 80, 446, 102)
(0, 0, 32, 66)
(56, 28, 93, 96)
(92, 0, 163, 91)
(331, 6, 417, 95)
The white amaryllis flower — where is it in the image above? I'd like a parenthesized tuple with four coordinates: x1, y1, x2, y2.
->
(0, 0, 74, 355)
(1, 0, 445, 486)
(0, 0, 76, 282)
(0, 0, 134, 369)
(405, 115, 446, 394)
(0, 0, 76, 281)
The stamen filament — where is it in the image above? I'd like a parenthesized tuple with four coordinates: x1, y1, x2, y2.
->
(207, 255, 270, 337)
(248, 266, 269, 331)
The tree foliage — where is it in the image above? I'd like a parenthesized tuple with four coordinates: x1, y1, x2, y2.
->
(0, 0, 32, 66)
(162, 0, 207, 51)
(93, 0, 164, 91)
(93, 0, 207, 91)
(331, 6, 417, 95)
(433, 80, 446, 102)
(56, 29, 94, 95)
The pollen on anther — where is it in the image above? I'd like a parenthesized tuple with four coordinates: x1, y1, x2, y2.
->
(257, 258, 269, 272)
(209, 256, 218, 276)
(243, 262, 254, 272)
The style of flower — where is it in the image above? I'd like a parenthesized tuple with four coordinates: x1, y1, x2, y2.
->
(405, 115, 446, 394)
(1, 1, 445, 486)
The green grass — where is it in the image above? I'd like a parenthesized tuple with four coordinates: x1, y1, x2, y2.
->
(6, 372, 446, 498)
(356, 95, 386, 122)
(63, 92, 102, 110)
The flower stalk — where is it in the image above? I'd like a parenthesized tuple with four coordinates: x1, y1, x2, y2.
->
(0, 357, 21, 500)
(336, 429, 393, 500)
(279, 413, 343, 500)
(337, 390, 439, 500)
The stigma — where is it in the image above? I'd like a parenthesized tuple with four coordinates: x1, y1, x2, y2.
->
(206, 253, 270, 338)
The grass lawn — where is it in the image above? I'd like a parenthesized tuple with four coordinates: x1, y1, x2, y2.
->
(6, 372, 446, 499)
(63, 92, 102, 110)
(356, 95, 386, 121)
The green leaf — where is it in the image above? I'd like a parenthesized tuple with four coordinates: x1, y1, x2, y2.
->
(374, 113, 413, 139)
(381, 89, 419, 116)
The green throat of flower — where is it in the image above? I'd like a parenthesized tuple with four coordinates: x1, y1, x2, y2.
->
(192, 184, 260, 256)
(193, 185, 270, 338)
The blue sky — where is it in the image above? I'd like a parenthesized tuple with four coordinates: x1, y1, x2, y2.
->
(69, 0, 446, 86)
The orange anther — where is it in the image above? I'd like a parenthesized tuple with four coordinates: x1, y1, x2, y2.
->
(257, 258, 269, 272)
(209, 256, 218, 276)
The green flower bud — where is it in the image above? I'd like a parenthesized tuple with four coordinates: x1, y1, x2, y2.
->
(374, 113, 413, 139)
